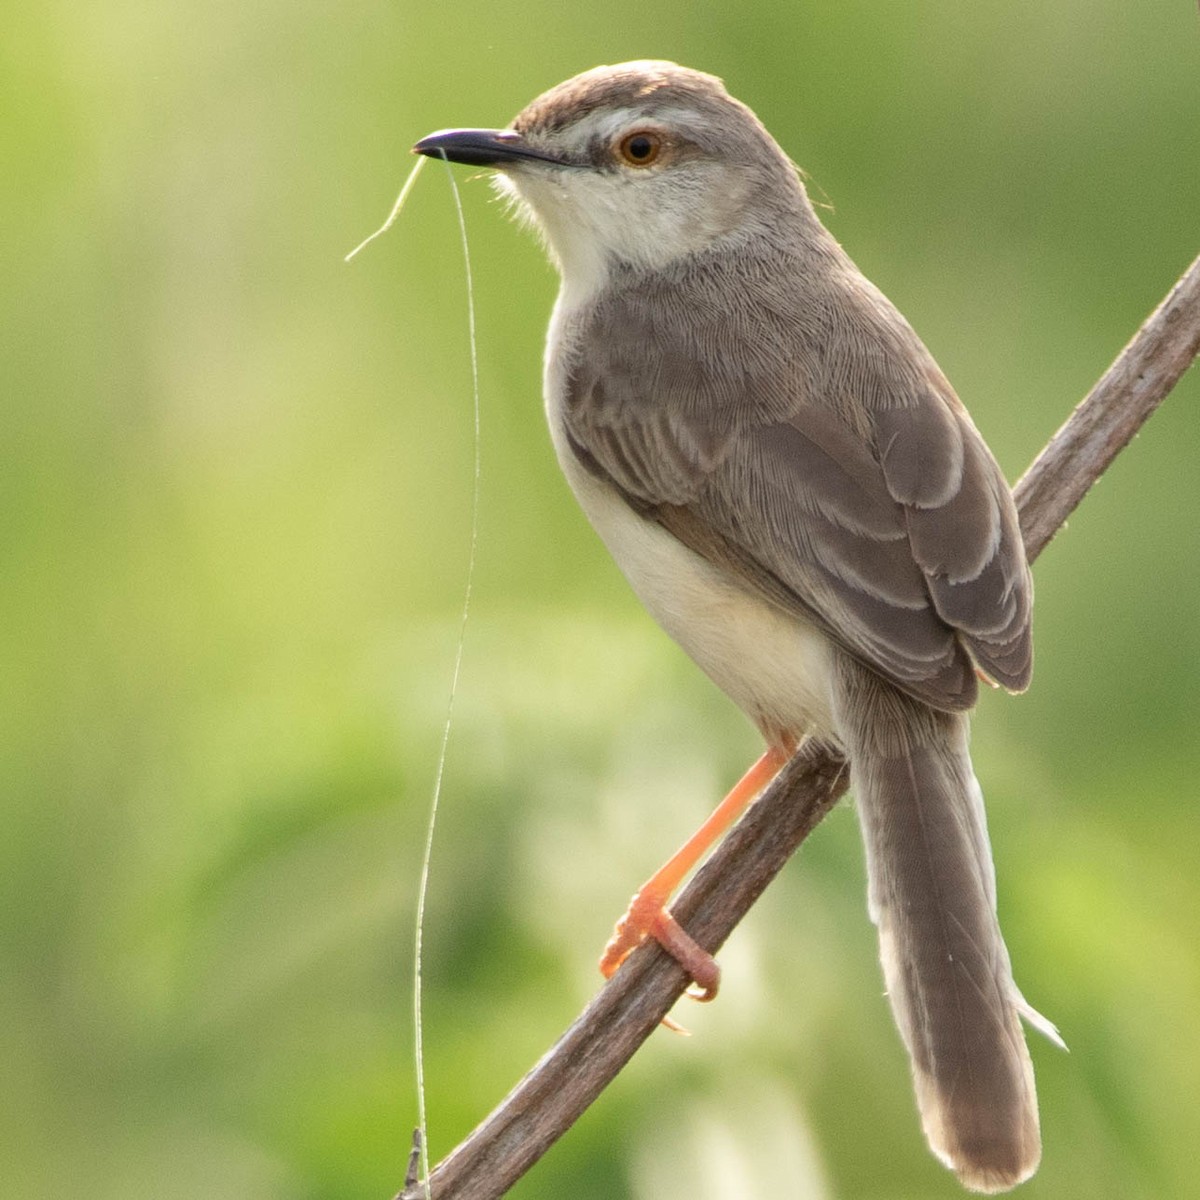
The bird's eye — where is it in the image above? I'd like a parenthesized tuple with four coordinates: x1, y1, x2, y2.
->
(617, 131, 663, 167)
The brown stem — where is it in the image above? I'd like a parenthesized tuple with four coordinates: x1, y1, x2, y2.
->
(1014, 255, 1200, 562)
(396, 251, 1200, 1200)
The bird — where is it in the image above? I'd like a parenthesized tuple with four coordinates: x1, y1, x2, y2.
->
(414, 60, 1058, 1193)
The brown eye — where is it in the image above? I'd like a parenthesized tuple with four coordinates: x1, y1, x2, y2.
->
(617, 131, 662, 167)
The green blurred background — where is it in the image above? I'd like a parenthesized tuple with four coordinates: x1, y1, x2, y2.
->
(4, 2, 1198, 1197)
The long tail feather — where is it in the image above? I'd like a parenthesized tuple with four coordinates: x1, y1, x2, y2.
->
(833, 655, 1045, 1193)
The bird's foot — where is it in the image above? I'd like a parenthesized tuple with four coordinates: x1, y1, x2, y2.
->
(599, 886, 720, 1002)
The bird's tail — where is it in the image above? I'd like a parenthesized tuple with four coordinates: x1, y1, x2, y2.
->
(833, 656, 1057, 1194)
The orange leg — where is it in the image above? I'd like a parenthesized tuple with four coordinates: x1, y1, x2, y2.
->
(599, 742, 792, 1002)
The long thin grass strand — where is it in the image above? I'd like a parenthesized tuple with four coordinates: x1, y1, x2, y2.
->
(411, 156, 482, 1200)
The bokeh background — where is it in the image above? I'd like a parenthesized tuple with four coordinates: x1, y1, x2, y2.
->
(4, 2, 1199, 1198)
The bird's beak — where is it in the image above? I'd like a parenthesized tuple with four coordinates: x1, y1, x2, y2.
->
(412, 128, 568, 168)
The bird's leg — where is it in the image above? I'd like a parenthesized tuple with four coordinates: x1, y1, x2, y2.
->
(599, 741, 793, 1001)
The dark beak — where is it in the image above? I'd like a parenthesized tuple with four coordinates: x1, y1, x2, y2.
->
(412, 128, 568, 168)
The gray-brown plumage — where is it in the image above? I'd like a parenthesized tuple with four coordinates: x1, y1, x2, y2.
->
(415, 60, 1055, 1193)
(560, 247, 1032, 710)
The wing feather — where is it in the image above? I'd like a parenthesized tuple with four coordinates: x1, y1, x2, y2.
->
(559, 265, 1032, 709)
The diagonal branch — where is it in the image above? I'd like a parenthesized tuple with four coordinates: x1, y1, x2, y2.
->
(1014, 254, 1200, 561)
(396, 251, 1200, 1200)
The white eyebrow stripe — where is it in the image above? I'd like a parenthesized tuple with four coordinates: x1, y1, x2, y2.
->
(568, 105, 701, 144)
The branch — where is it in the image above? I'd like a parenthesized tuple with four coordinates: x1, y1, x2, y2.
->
(396, 252, 1200, 1200)
(1014, 255, 1200, 561)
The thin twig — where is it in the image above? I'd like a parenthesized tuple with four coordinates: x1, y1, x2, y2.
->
(1014, 254, 1200, 561)
(395, 252, 1200, 1200)
(404, 1130, 424, 1192)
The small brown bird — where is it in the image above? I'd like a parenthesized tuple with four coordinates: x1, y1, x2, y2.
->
(416, 60, 1058, 1193)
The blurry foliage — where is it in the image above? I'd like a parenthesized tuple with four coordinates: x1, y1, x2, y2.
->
(3, 2, 1198, 1198)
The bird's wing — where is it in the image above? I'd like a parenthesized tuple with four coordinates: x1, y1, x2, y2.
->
(560, 300, 1031, 713)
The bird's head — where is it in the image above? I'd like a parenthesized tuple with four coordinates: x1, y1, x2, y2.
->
(414, 61, 808, 300)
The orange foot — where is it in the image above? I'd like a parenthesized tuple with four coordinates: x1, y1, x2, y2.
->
(600, 885, 721, 1001)
(597, 742, 793, 1006)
